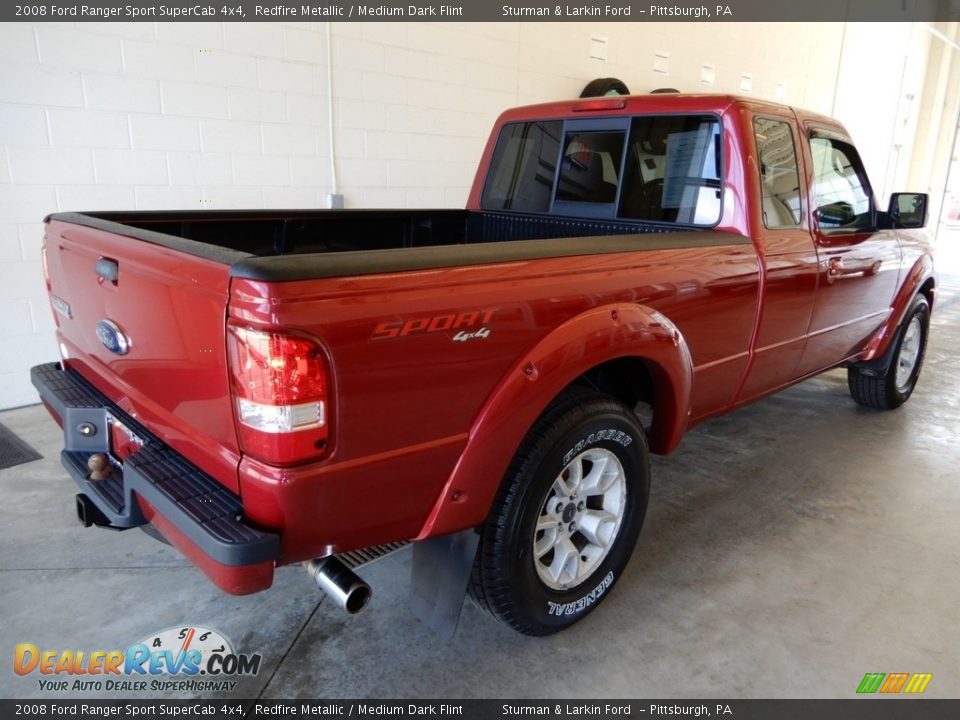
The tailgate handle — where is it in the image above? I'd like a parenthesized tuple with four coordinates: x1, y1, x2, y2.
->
(95, 257, 119, 285)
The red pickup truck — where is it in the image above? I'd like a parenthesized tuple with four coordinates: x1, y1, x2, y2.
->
(32, 93, 935, 636)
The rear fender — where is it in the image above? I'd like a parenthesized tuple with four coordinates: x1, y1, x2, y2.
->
(860, 255, 934, 364)
(415, 303, 693, 540)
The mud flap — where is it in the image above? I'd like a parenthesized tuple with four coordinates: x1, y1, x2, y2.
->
(409, 528, 479, 639)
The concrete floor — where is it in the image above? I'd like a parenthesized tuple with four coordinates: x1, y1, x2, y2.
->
(2, 279, 958, 700)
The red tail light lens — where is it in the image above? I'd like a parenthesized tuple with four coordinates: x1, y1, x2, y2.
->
(227, 325, 330, 465)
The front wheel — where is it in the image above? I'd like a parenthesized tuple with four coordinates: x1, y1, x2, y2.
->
(848, 294, 930, 410)
(470, 391, 649, 636)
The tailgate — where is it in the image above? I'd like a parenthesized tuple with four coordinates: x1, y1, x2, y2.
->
(43, 218, 241, 493)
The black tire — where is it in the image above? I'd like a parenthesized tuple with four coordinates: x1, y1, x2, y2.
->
(848, 294, 930, 410)
(471, 390, 650, 636)
(579, 77, 630, 98)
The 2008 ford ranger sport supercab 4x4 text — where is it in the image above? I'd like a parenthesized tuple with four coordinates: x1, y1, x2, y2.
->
(32, 93, 935, 636)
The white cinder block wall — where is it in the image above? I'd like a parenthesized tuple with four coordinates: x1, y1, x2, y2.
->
(0, 21, 934, 408)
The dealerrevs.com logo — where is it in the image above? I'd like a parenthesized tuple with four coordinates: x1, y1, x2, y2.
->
(13, 626, 261, 693)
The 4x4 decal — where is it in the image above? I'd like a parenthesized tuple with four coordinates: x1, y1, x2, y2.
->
(371, 309, 495, 342)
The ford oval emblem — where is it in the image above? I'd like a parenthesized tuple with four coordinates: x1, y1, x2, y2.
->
(96, 320, 130, 356)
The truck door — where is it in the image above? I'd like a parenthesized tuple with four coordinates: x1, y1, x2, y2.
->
(797, 126, 901, 374)
(736, 113, 818, 403)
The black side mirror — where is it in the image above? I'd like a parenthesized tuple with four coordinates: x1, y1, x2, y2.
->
(888, 192, 928, 229)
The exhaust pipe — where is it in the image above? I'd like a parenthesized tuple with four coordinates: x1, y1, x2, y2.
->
(305, 557, 372, 614)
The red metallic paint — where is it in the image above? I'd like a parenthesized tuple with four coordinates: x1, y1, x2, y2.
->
(416, 302, 693, 540)
(795, 116, 902, 375)
(229, 237, 759, 560)
(238, 435, 469, 563)
(729, 103, 819, 404)
(860, 246, 935, 361)
(44, 220, 242, 494)
(41, 94, 936, 594)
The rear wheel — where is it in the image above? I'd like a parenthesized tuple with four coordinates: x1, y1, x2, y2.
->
(471, 390, 649, 635)
(848, 294, 930, 410)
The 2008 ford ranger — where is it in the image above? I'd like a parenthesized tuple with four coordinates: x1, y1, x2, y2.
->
(32, 93, 935, 636)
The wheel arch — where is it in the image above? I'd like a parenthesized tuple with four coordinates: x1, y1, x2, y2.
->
(574, 355, 683, 451)
(861, 255, 934, 363)
(415, 303, 693, 540)
(919, 275, 935, 310)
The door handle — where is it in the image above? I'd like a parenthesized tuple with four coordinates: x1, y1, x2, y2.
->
(827, 257, 844, 277)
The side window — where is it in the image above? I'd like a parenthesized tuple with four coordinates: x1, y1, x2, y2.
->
(754, 117, 802, 228)
(809, 134, 873, 230)
(480, 121, 562, 212)
(619, 115, 722, 226)
(555, 131, 625, 204)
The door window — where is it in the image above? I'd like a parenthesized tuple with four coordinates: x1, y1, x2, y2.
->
(754, 117, 802, 228)
(809, 133, 873, 231)
(619, 115, 722, 225)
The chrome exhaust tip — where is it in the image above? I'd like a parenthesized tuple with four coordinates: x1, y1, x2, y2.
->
(304, 557, 372, 614)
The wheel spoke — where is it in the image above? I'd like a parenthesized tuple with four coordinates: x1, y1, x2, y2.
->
(581, 454, 612, 496)
(904, 323, 919, 347)
(578, 509, 618, 548)
(534, 523, 557, 558)
(536, 515, 557, 532)
(553, 459, 582, 497)
(549, 536, 579, 585)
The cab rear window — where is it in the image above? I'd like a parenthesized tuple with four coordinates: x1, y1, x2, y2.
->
(481, 114, 722, 227)
(480, 120, 562, 213)
(556, 131, 625, 203)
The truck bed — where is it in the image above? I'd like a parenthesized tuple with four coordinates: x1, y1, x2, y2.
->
(46, 209, 721, 281)
(40, 206, 755, 574)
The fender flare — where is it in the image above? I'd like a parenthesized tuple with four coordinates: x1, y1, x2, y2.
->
(415, 303, 693, 540)
(860, 255, 934, 364)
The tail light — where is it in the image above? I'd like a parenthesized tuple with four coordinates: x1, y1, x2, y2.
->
(226, 325, 330, 465)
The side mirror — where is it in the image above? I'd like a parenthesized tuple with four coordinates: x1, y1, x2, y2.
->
(888, 192, 928, 229)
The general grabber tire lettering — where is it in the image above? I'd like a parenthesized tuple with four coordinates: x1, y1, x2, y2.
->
(848, 294, 930, 410)
(470, 390, 650, 635)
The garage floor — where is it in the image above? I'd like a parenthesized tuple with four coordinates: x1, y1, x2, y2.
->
(2, 278, 958, 700)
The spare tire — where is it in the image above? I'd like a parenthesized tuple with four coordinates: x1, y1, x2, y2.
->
(580, 77, 630, 98)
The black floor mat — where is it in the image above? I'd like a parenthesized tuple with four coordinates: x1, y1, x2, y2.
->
(0, 422, 42, 470)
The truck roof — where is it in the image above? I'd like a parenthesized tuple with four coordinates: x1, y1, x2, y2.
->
(497, 93, 843, 131)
